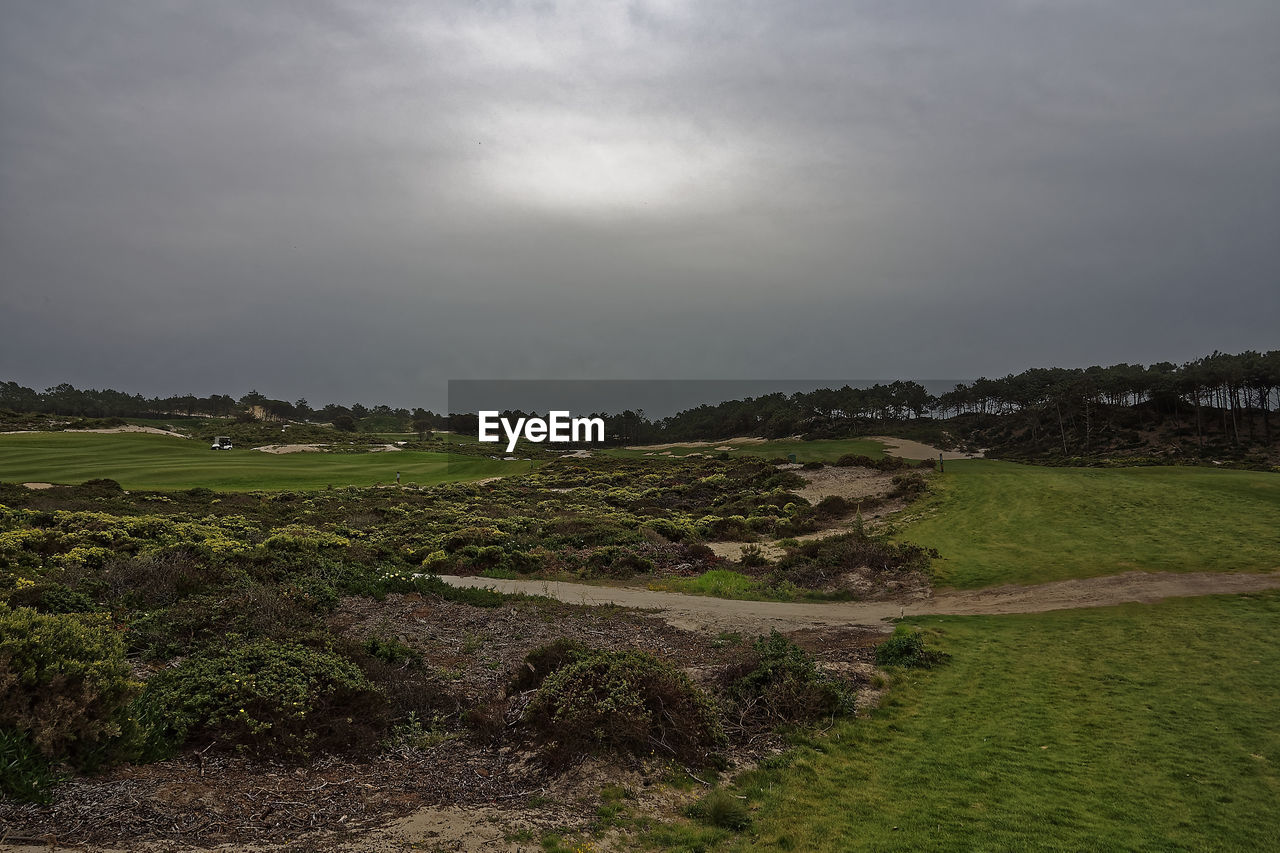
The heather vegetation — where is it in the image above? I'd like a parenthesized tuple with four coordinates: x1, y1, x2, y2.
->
(0, 455, 890, 811)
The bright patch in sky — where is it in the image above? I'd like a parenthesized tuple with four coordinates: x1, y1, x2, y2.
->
(472, 110, 740, 213)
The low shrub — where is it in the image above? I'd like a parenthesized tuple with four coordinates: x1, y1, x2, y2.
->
(834, 454, 877, 468)
(0, 604, 139, 773)
(525, 649, 724, 763)
(138, 638, 388, 759)
(3, 580, 99, 614)
(580, 546, 654, 579)
(888, 471, 928, 501)
(724, 631, 853, 724)
(875, 625, 949, 668)
(509, 637, 587, 693)
(362, 634, 421, 666)
(776, 532, 936, 589)
(688, 787, 751, 830)
(0, 727, 64, 804)
(813, 495, 851, 519)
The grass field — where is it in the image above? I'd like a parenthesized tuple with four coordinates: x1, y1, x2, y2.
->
(0, 431, 529, 490)
(691, 593, 1280, 852)
(606, 437, 887, 462)
(897, 460, 1280, 589)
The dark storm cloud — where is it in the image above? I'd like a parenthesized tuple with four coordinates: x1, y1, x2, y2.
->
(2, 0, 1277, 408)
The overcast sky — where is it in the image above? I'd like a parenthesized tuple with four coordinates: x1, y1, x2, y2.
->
(2, 1, 1277, 409)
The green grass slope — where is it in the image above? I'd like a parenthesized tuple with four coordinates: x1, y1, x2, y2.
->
(898, 460, 1280, 589)
(717, 593, 1280, 852)
(0, 431, 527, 491)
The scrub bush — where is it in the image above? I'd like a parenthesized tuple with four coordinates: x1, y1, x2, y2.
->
(0, 604, 139, 801)
(138, 638, 387, 758)
(525, 649, 724, 763)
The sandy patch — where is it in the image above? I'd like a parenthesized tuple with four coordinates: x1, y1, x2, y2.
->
(625, 436, 772, 451)
(794, 465, 895, 504)
(705, 465, 904, 561)
(66, 425, 188, 438)
(441, 570, 1280, 634)
(22, 482, 55, 490)
(869, 436, 983, 460)
(561, 449, 593, 458)
(254, 443, 326, 453)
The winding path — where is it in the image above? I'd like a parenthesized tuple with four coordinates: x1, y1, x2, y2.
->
(439, 570, 1280, 633)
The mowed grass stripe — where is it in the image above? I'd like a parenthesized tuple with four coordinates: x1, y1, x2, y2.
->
(0, 432, 526, 490)
(718, 593, 1280, 852)
(898, 460, 1280, 589)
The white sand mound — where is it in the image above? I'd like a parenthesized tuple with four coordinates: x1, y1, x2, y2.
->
(66, 425, 188, 438)
(625, 436, 771, 450)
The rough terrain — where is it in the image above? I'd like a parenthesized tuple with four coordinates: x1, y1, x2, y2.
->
(440, 570, 1280, 633)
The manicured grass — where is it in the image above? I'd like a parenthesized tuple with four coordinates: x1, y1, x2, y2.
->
(715, 593, 1280, 852)
(0, 431, 529, 491)
(607, 437, 887, 463)
(897, 460, 1280, 589)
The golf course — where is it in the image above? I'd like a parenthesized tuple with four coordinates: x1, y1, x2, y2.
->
(0, 430, 526, 490)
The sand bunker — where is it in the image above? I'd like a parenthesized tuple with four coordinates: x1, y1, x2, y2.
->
(22, 482, 55, 490)
(794, 465, 895, 503)
(66, 425, 188, 438)
(254, 444, 326, 453)
(869, 436, 983, 460)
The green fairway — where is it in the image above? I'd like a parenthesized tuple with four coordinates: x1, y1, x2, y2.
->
(898, 460, 1280, 589)
(606, 437, 887, 462)
(0, 431, 528, 491)
(715, 593, 1280, 852)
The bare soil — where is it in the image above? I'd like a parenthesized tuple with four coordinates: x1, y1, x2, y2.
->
(0, 594, 883, 852)
(707, 464, 904, 561)
(441, 570, 1280, 633)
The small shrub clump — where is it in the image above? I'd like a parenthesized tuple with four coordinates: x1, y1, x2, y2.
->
(687, 787, 752, 830)
(525, 649, 724, 763)
(509, 637, 587, 693)
(139, 638, 388, 759)
(0, 604, 140, 802)
(724, 631, 853, 724)
(875, 625, 949, 668)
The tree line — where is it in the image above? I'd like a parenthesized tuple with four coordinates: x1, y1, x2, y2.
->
(0, 382, 448, 435)
(4, 349, 1277, 450)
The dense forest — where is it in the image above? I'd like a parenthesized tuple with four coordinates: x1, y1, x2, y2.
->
(4, 349, 1278, 462)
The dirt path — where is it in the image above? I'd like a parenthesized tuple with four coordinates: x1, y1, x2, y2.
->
(439, 570, 1280, 634)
